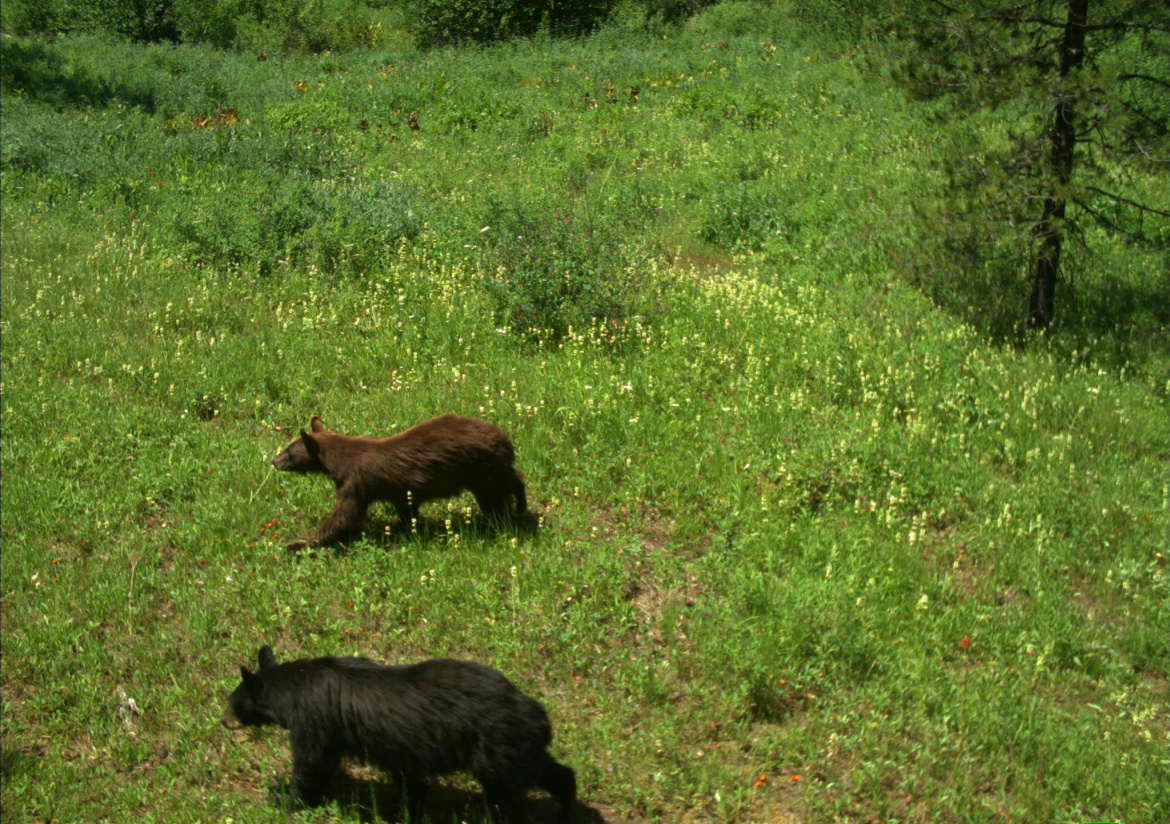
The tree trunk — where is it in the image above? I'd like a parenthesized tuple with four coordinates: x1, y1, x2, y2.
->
(1029, 0, 1089, 329)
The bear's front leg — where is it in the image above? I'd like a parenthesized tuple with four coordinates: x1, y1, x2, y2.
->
(288, 487, 367, 552)
(289, 742, 341, 808)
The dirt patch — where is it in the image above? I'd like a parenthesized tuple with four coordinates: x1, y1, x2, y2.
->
(620, 522, 700, 651)
(636, 503, 675, 552)
(671, 248, 736, 278)
(624, 578, 700, 648)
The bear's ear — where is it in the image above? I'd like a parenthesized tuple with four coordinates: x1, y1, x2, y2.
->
(300, 429, 320, 458)
(310, 416, 325, 433)
(241, 666, 265, 700)
(258, 645, 277, 669)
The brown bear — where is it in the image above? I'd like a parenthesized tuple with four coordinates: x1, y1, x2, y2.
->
(272, 415, 527, 551)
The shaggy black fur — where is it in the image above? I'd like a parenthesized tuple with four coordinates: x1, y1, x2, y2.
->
(222, 646, 575, 823)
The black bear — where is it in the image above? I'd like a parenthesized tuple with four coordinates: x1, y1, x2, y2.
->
(222, 645, 576, 823)
(272, 415, 527, 550)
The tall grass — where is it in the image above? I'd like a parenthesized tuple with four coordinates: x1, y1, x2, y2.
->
(3, 8, 1168, 823)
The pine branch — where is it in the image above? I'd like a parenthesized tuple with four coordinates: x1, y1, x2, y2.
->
(1074, 197, 1169, 246)
(1117, 73, 1170, 91)
(1083, 186, 1170, 218)
(1085, 21, 1170, 35)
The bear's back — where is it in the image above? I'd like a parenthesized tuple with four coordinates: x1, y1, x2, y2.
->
(266, 656, 551, 775)
(393, 416, 514, 460)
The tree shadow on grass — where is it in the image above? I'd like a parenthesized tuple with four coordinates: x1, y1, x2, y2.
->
(271, 772, 608, 823)
(916, 244, 1170, 375)
(1, 37, 158, 112)
(1062, 271, 1170, 369)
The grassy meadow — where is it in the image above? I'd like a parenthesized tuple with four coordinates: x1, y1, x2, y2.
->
(2, 4, 1169, 823)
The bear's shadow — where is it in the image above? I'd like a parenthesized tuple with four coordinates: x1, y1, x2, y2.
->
(270, 771, 606, 823)
(349, 509, 542, 552)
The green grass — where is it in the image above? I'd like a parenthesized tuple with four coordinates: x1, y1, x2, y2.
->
(2, 5, 1169, 823)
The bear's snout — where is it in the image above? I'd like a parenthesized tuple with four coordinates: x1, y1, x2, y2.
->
(221, 710, 244, 730)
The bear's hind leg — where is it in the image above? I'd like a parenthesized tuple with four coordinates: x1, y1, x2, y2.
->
(472, 480, 512, 522)
(397, 774, 428, 822)
(481, 778, 526, 824)
(391, 494, 420, 529)
(512, 468, 528, 515)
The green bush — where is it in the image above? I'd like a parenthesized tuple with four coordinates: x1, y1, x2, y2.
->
(777, 0, 896, 40)
(1, 0, 179, 41)
(306, 180, 423, 275)
(169, 0, 246, 49)
(0, 0, 56, 34)
(642, 0, 718, 24)
(164, 176, 421, 277)
(478, 196, 660, 340)
(599, 0, 718, 30)
(409, 0, 615, 44)
(699, 181, 797, 254)
(1, 0, 378, 52)
(233, 0, 380, 53)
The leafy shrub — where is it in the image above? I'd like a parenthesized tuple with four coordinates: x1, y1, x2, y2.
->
(305, 180, 423, 275)
(769, 0, 895, 40)
(267, 95, 351, 134)
(0, 0, 57, 35)
(642, 0, 718, 24)
(478, 196, 661, 340)
(2, 0, 378, 52)
(233, 0, 380, 53)
(683, 0, 793, 38)
(1, 0, 179, 41)
(168, 0, 245, 49)
(165, 176, 421, 276)
(409, 0, 615, 45)
(602, 0, 718, 29)
(699, 181, 798, 254)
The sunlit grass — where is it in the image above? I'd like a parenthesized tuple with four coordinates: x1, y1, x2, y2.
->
(2, 11, 1168, 824)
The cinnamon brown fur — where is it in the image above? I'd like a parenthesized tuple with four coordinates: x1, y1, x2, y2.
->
(272, 415, 527, 550)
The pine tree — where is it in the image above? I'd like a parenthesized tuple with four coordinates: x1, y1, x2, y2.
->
(901, 0, 1169, 329)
